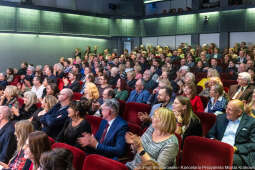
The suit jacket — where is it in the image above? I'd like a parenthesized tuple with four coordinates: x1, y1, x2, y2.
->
(228, 84, 254, 103)
(127, 89, 150, 104)
(95, 116, 128, 159)
(207, 113, 255, 166)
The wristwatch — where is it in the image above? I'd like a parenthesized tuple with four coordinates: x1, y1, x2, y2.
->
(139, 150, 146, 156)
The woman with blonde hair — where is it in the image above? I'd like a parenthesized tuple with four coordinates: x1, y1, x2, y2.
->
(126, 107, 179, 169)
(172, 96, 202, 143)
(31, 95, 58, 130)
(84, 82, 99, 101)
(199, 76, 223, 97)
(0, 120, 34, 170)
(0, 85, 19, 108)
(197, 68, 219, 89)
(12, 91, 38, 121)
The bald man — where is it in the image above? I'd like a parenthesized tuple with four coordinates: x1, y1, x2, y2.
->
(0, 106, 16, 163)
(40, 88, 73, 138)
(207, 100, 255, 167)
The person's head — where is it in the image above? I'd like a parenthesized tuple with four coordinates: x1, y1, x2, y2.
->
(24, 131, 51, 169)
(179, 66, 189, 76)
(248, 68, 255, 80)
(72, 64, 80, 74)
(40, 148, 73, 170)
(238, 63, 247, 73)
(45, 66, 53, 77)
(143, 70, 152, 81)
(23, 91, 37, 110)
(239, 50, 245, 57)
(84, 82, 99, 100)
(67, 98, 91, 119)
(197, 60, 203, 68)
(237, 72, 251, 87)
(99, 74, 109, 85)
(208, 77, 223, 87)
(101, 99, 119, 120)
(116, 78, 127, 91)
(209, 84, 224, 99)
(102, 88, 115, 101)
(161, 71, 169, 80)
(157, 87, 172, 103)
(27, 66, 35, 76)
(134, 65, 142, 74)
(183, 83, 197, 99)
(172, 96, 193, 126)
(68, 71, 77, 82)
(24, 76, 33, 87)
(127, 70, 135, 81)
(247, 59, 254, 68)
(58, 88, 73, 103)
(33, 76, 43, 87)
(226, 100, 244, 121)
(46, 83, 58, 96)
(0, 106, 11, 122)
(207, 68, 219, 78)
(42, 95, 58, 111)
(86, 73, 95, 83)
(210, 58, 218, 67)
(184, 72, 195, 84)
(6, 68, 14, 75)
(135, 79, 145, 92)
(0, 73, 5, 81)
(180, 58, 186, 66)
(54, 63, 64, 73)
(4, 85, 18, 98)
(152, 107, 176, 134)
(110, 67, 119, 77)
(14, 120, 34, 152)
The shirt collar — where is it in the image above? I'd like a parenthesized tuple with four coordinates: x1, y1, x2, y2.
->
(230, 114, 243, 123)
(108, 117, 116, 127)
(210, 95, 223, 103)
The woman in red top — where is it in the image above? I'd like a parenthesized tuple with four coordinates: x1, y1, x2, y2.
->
(183, 82, 204, 113)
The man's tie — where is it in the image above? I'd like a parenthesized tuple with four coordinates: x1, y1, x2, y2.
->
(100, 123, 109, 143)
(234, 87, 244, 99)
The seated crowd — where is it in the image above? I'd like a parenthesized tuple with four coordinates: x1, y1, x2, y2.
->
(1, 41, 255, 169)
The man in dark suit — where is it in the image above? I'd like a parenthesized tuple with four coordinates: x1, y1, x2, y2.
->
(207, 99, 255, 167)
(228, 72, 254, 103)
(78, 99, 128, 160)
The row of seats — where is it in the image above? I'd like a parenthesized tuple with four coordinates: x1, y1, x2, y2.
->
(48, 135, 234, 170)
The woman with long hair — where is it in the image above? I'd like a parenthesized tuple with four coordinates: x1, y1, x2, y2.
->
(0, 120, 34, 170)
(23, 131, 51, 170)
(172, 96, 202, 142)
(114, 78, 128, 101)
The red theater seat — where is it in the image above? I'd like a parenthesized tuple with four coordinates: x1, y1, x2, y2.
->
(195, 112, 216, 136)
(181, 136, 234, 170)
(85, 115, 103, 135)
(83, 154, 128, 170)
(52, 143, 86, 170)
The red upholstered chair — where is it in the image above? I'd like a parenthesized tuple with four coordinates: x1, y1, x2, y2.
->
(199, 96, 209, 108)
(118, 100, 126, 117)
(18, 98, 24, 108)
(85, 115, 103, 135)
(175, 133, 182, 167)
(10, 75, 20, 86)
(57, 78, 64, 91)
(83, 154, 128, 170)
(48, 136, 55, 145)
(123, 102, 151, 125)
(72, 92, 83, 100)
(52, 143, 86, 170)
(222, 80, 237, 88)
(36, 102, 41, 109)
(195, 112, 216, 136)
(181, 136, 234, 170)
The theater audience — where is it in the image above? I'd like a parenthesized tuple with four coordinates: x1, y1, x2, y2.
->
(109, 67, 120, 86)
(6, 68, 14, 83)
(0, 106, 17, 164)
(78, 99, 128, 160)
(205, 84, 228, 115)
(39, 148, 73, 170)
(126, 107, 178, 169)
(31, 76, 45, 100)
(23, 131, 51, 170)
(172, 96, 202, 142)
(12, 91, 37, 121)
(57, 98, 91, 148)
(0, 120, 34, 170)
(63, 71, 81, 93)
(39, 88, 72, 138)
(0, 73, 7, 89)
(207, 100, 255, 167)
(142, 70, 157, 92)
(126, 70, 136, 89)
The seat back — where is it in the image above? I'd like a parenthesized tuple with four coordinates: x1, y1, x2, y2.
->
(181, 136, 234, 169)
(199, 96, 209, 108)
(52, 143, 86, 170)
(73, 92, 83, 100)
(118, 100, 126, 117)
(83, 154, 128, 170)
(85, 115, 103, 135)
(175, 133, 182, 167)
(123, 102, 151, 125)
(48, 136, 55, 145)
(195, 112, 216, 136)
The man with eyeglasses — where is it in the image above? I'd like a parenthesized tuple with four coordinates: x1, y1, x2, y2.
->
(78, 99, 128, 160)
(40, 88, 73, 139)
(207, 99, 255, 167)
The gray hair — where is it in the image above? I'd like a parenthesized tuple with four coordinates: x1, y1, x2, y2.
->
(61, 88, 73, 99)
(0, 106, 12, 120)
(103, 99, 119, 115)
(239, 72, 251, 83)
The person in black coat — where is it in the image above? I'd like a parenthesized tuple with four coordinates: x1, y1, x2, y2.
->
(57, 98, 91, 149)
(63, 71, 81, 93)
